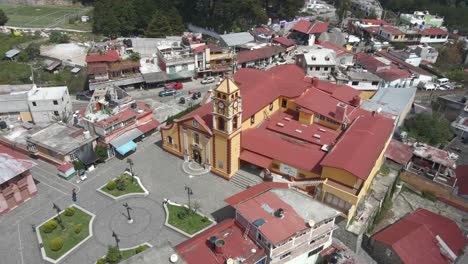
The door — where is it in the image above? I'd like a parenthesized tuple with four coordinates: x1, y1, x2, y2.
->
(192, 149, 202, 164)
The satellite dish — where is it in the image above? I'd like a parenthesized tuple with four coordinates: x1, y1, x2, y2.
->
(308, 219, 316, 227)
(170, 254, 178, 263)
(226, 259, 234, 264)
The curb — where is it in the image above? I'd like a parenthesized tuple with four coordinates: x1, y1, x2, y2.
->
(162, 199, 216, 238)
(96, 175, 149, 200)
(36, 204, 96, 264)
(182, 161, 210, 176)
(95, 242, 153, 264)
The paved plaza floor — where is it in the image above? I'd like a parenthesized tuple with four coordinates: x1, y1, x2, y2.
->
(0, 133, 242, 264)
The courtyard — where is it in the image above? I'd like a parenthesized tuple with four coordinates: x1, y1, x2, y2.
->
(0, 133, 242, 264)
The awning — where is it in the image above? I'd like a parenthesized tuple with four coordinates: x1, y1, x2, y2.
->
(240, 150, 272, 169)
(115, 141, 137, 156)
(110, 128, 143, 148)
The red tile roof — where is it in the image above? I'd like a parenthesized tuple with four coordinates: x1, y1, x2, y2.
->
(86, 50, 120, 63)
(385, 139, 413, 165)
(321, 114, 394, 180)
(225, 182, 289, 206)
(265, 111, 340, 146)
(377, 51, 434, 77)
(291, 20, 329, 34)
(240, 150, 272, 169)
(356, 52, 412, 81)
(175, 219, 265, 264)
(313, 79, 361, 105)
(255, 27, 273, 36)
(176, 103, 213, 134)
(207, 42, 223, 53)
(362, 26, 381, 35)
(360, 19, 389, 26)
(96, 109, 138, 129)
(373, 209, 467, 264)
(272, 37, 296, 48)
(57, 162, 74, 172)
(381, 26, 404, 35)
(320, 41, 355, 58)
(421, 27, 449, 36)
(241, 128, 326, 173)
(234, 190, 308, 245)
(137, 119, 160, 134)
(0, 145, 36, 184)
(192, 44, 207, 54)
(456, 165, 468, 196)
(237, 45, 285, 64)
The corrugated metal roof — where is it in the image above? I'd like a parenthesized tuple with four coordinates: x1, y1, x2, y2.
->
(0, 145, 36, 184)
(220, 32, 254, 47)
(361, 87, 416, 117)
(109, 128, 143, 148)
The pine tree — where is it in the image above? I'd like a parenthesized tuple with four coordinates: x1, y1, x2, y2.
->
(145, 10, 173, 37)
(0, 9, 8, 26)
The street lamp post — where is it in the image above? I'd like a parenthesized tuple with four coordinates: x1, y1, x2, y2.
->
(127, 158, 134, 183)
(185, 186, 193, 214)
(123, 203, 133, 224)
(52, 203, 65, 230)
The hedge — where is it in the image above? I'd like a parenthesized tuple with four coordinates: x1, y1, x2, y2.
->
(49, 237, 64, 251)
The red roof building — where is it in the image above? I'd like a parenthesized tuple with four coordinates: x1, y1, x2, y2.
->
(360, 19, 390, 26)
(371, 209, 467, 264)
(320, 41, 355, 58)
(86, 50, 120, 63)
(272, 37, 296, 48)
(385, 139, 413, 166)
(421, 27, 449, 36)
(291, 20, 330, 35)
(456, 165, 468, 197)
(356, 52, 413, 83)
(236, 45, 285, 64)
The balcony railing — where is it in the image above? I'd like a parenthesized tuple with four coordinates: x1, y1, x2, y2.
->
(322, 179, 359, 205)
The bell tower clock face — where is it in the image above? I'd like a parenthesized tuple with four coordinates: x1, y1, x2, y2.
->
(233, 100, 238, 108)
(218, 101, 225, 109)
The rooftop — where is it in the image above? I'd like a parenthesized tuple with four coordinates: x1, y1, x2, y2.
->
(219, 32, 255, 47)
(385, 139, 413, 165)
(272, 37, 296, 47)
(421, 27, 449, 36)
(86, 50, 120, 63)
(226, 184, 338, 245)
(28, 86, 68, 101)
(356, 52, 412, 81)
(0, 145, 36, 185)
(412, 144, 457, 169)
(300, 48, 336, 66)
(456, 165, 468, 196)
(320, 41, 354, 58)
(122, 242, 184, 264)
(361, 86, 417, 117)
(373, 208, 467, 264)
(236, 45, 285, 64)
(176, 219, 264, 264)
(27, 123, 97, 155)
(291, 20, 329, 34)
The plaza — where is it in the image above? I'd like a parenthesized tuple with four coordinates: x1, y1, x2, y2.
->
(0, 133, 242, 264)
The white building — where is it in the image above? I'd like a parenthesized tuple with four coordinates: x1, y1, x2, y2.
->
(399, 11, 444, 28)
(388, 49, 422, 67)
(296, 48, 336, 80)
(27, 86, 72, 124)
(420, 28, 449, 44)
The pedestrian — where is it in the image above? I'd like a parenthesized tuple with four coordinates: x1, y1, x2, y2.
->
(72, 188, 77, 202)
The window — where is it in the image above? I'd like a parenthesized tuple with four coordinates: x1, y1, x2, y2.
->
(324, 67, 328, 71)
(169, 66, 176, 73)
(352, 81, 359, 86)
(53, 100, 58, 105)
(32, 102, 37, 107)
(269, 103, 273, 111)
(250, 115, 255, 125)
(167, 136, 173, 145)
(315, 66, 320, 71)
(193, 133, 200, 144)
(54, 111, 59, 116)
(218, 117, 225, 131)
(308, 245, 324, 257)
(233, 116, 238, 130)
(371, 81, 379, 86)
(281, 99, 287, 108)
(182, 64, 188, 71)
(279, 252, 291, 260)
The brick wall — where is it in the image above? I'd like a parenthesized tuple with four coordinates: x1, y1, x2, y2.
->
(400, 171, 468, 209)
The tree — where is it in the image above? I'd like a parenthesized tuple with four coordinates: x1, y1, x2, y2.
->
(146, 10, 173, 37)
(130, 52, 141, 61)
(73, 160, 85, 171)
(337, 0, 351, 22)
(49, 32, 69, 43)
(95, 146, 108, 162)
(0, 9, 8, 26)
(105, 246, 121, 264)
(406, 112, 453, 145)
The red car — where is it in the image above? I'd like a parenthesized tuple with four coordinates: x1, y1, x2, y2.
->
(164, 82, 183, 90)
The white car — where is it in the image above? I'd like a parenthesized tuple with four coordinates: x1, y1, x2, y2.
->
(201, 77, 216, 84)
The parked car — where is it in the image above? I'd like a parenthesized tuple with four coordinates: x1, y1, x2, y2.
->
(201, 76, 216, 84)
(76, 90, 93, 101)
(164, 82, 183, 90)
(188, 89, 200, 95)
(159, 89, 177, 97)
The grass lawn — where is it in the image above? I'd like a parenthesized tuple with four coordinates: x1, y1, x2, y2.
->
(0, 4, 92, 29)
(167, 204, 213, 235)
(101, 174, 145, 197)
(0, 34, 37, 55)
(121, 244, 150, 260)
(39, 207, 92, 260)
(0, 61, 32, 84)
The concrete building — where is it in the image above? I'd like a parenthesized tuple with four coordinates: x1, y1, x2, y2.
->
(388, 49, 421, 67)
(320, 41, 355, 67)
(0, 145, 38, 216)
(161, 65, 395, 222)
(296, 48, 336, 80)
(335, 68, 382, 99)
(27, 123, 98, 167)
(27, 86, 72, 125)
(350, 0, 383, 19)
(368, 209, 466, 264)
(176, 183, 340, 264)
(451, 105, 468, 139)
(237, 45, 286, 69)
(377, 26, 421, 43)
(420, 27, 449, 44)
(86, 50, 140, 85)
(412, 44, 439, 64)
(219, 32, 255, 48)
(0, 84, 34, 123)
(156, 44, 195, 80)
(289, 20, 329, 46)
(399, 11, 444, 28)
(79, 86, 158, 157)
(192, 42, 234, 77)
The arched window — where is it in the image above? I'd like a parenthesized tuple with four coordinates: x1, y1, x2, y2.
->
(167, 136, 173, 145)
(218, 117, 225, 131)
(194, 133, 200, 144)
(233, 116, 238, 130)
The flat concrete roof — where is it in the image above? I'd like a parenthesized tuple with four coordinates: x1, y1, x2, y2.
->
(361, 87, 417, 117)
(220, 32, 255, 47)
(28, 86, 68, 101)
(271, 188, 339, 225)
(27, 123, 96, 155)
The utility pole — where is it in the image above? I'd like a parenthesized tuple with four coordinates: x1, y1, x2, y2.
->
(185, 186, 193, 214)
(123, 203, 133, 223)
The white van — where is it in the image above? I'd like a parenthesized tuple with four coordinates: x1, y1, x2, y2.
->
(436, 78, 449, 86)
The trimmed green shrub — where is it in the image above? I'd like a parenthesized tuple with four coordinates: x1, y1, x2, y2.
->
(96, 258, 106, 264)
(177, 210, 188, 220)
(64, 207, 76, 216)
(422, 191, 437, 201)
(106, 246, 121, 264)
(106, 180, 116, 191)
(116, 176, 127, 191)
(41, 219, 58, 233)
(49, 237, 64, 251)
(74, 224, 82, 234)
(201, 216, 209, 222)
(135, 245, 146, 254)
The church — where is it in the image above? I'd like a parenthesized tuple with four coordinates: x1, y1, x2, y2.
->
(161, 64, 395, 221)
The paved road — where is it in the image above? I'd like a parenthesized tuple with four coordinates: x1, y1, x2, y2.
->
(0, 133, 241, 264)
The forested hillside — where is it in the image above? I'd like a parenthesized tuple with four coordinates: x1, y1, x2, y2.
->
(381, 0, 468, 33)
(92, 0, 304, 37)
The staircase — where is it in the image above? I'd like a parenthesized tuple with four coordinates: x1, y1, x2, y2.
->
(231, 170, 263, 189)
